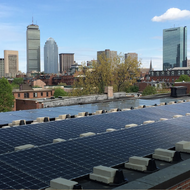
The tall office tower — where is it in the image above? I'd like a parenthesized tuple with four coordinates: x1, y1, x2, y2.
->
(44, 38, 58, 74)
(97, 49, 117, 63)
(59, 53, 74, 73)
(26, 24, 40, 73)
(125, 53, 138, 61)
(4, 50, 19, 77)
(0, 58, 4, 77)
(163, 26, 187, 70)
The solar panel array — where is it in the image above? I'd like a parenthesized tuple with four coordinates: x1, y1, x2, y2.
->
(1, 102, 190, 189)
(0, 98, 185, 126)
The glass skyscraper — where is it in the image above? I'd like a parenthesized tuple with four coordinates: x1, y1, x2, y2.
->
(44, 38, 58, 74)
(26, 24, 40, 73)
(163, 26, 187, 71)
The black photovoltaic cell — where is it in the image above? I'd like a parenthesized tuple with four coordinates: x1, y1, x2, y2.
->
(0, 161, 48, 189)
(0, 148, 91, 184)
(0, 127, 50, 150)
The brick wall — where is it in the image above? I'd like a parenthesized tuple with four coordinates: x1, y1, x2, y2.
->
(16, 99, 43, 111)
(170, 178, 190, 190)
(32, 79, 46, 88)
(135, 82, 150, 92)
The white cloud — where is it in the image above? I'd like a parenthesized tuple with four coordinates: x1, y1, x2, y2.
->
(152, 8, 190, 22)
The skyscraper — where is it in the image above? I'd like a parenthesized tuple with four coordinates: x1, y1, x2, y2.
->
(4, 50, 19, 77)
(125, 53, 138, 61)
(163, 26, 187, 70)
(26, 24, 40, 73)
(97, 49, 117, 64)
(59, 53, 74, 73)
(0, 58, 4, 78)
(44, 38, 58, 74)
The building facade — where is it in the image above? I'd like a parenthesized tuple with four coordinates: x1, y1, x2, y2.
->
(59, 53, 74, 73)
(44, 38, 58, 74)
(0, 58, 4, 78)
(97, 49, 117, 63)
(163, 26, 187, 70)
(4, 50, 19, 77)
(125, 53, 138, 61)
(26, 24, 41, 73)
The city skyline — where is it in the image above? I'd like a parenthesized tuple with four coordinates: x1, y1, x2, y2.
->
(1, 0, 190, 72)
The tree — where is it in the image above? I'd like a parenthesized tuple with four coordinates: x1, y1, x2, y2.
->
(0, 78, 14, 112)
(175, 74, 190, 82)
(142, 85, 156, 96)
(12, 78, 24, 89)
(54, 88, 68, 97)
(72, 53, 141, 96)
(113, 56, 141, 92)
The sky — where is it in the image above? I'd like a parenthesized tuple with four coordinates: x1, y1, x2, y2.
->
(1, 0, 190, 73)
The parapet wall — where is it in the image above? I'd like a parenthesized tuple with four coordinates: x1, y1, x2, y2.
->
(43, 92, 126, 108)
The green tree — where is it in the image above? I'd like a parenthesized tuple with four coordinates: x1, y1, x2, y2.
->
(175, 74, 190, 82)
(113, 56, 141, 92)
(0, 78, 14, 112)
(72, 53, 141, 96)
(142, 85, 156, 96)
(54, 88, 68, 97)
(12, 78, 24, 89)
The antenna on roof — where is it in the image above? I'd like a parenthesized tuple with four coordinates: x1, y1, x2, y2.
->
(32, 16, 33, 24)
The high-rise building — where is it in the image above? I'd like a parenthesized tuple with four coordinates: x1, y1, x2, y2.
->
(163, 26, 187, 70)
(44, 38, 58, 74)
(26, 24, 40, 73)
(0, 58, 4, 78)
(4, 50, 19, 77)
(125, 53, 138, 61)
(97, 49, 117, 63)
(59, 53, 74, 73)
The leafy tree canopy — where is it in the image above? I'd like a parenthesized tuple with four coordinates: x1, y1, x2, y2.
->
(54, 88, 68, 97)
(175, 75, 190, 82)
(142, 85, 156, 96)
(12, 78, 24, 85)
(0, 78, 14, 112)
(72, 53, 141, 96)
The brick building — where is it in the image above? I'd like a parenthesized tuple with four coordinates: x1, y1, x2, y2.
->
(13, 88, 55, 111)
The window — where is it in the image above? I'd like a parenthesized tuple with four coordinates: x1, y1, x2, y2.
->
(24, 93, 29, 98)
(182, 70, 184, 75)
(178, 71, 180, 75)
(41, 92, 43, 96)
(18, 93, 20, 98)
(171, 71, 174, 76)
(46, 92, 48, 97)
(33, 93, 37, 98)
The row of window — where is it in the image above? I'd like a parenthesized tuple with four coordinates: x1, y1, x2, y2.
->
(154, 78, 177, 82)
(151, 70, 190, 77)
(17, 92, 52, 98)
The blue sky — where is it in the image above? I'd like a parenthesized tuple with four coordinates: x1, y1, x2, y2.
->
(1, 0, 190, 72)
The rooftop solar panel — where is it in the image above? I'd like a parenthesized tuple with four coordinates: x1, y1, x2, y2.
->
(0, 161, 48, 189)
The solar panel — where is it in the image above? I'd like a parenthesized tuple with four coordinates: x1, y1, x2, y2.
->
(0, 160, 48, 189)
(0, 148, 91, 184)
